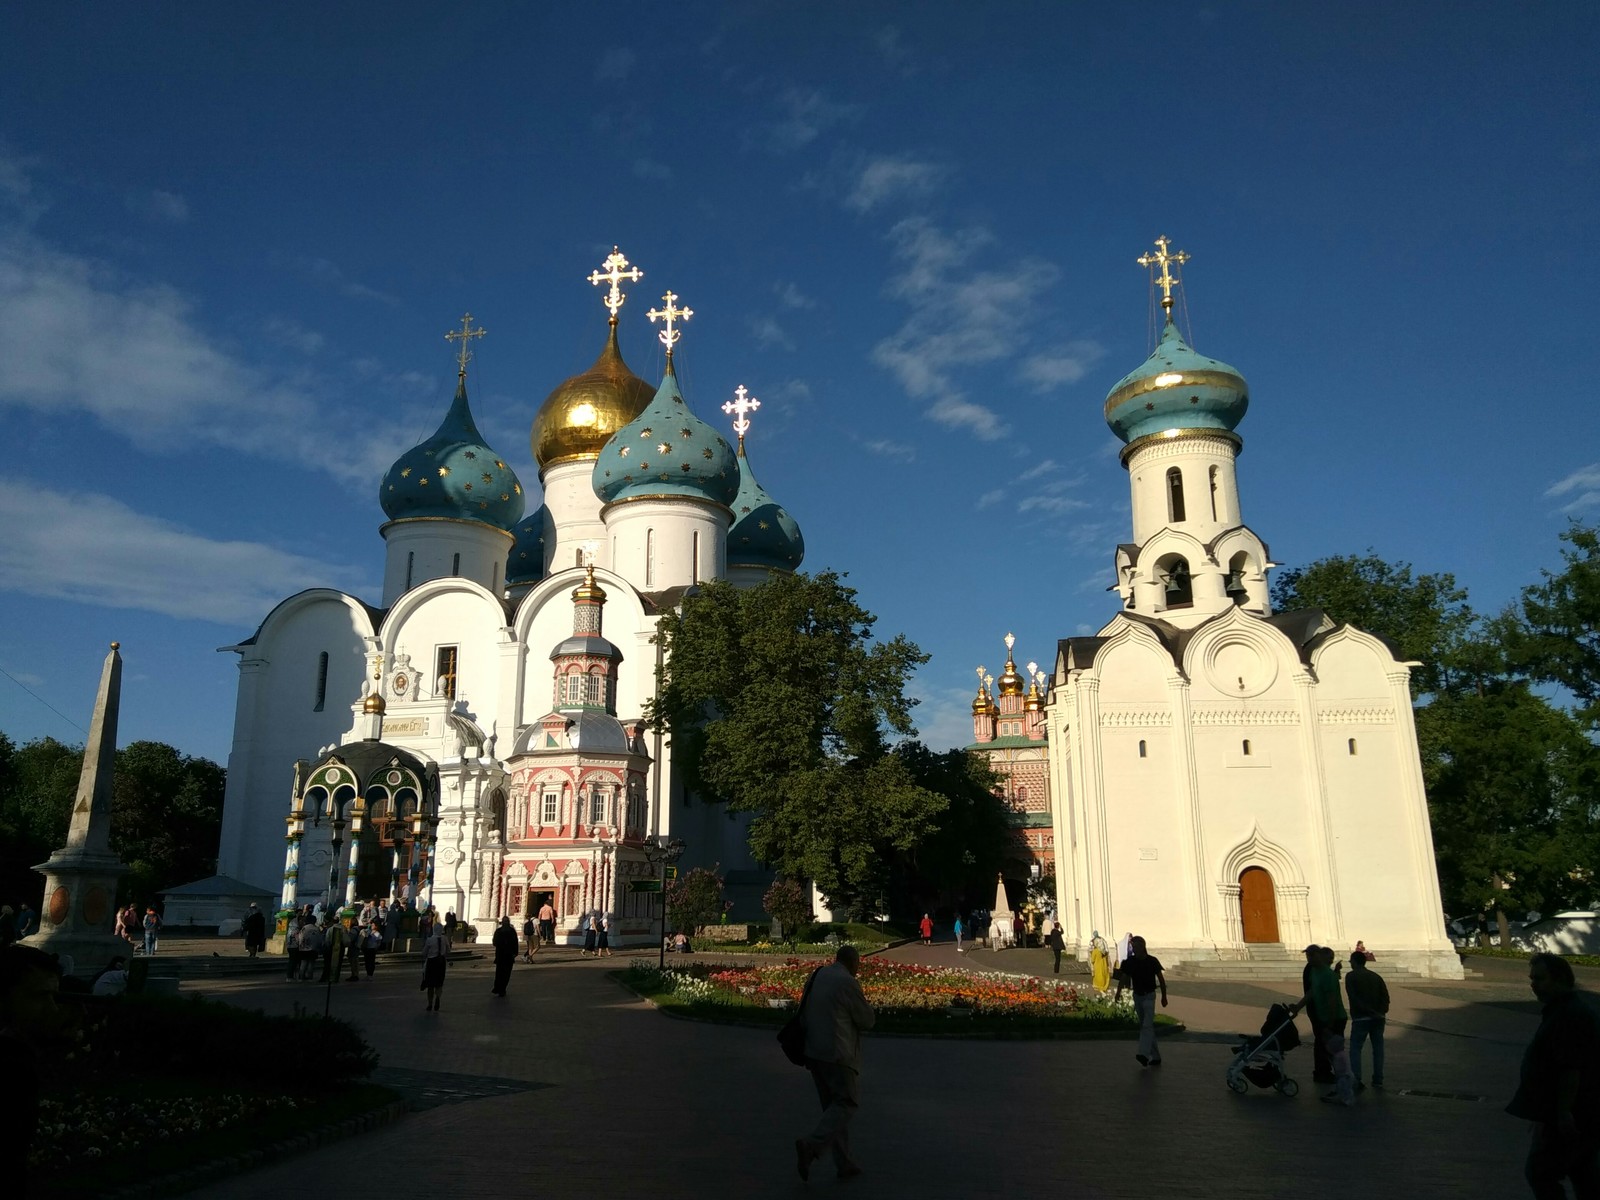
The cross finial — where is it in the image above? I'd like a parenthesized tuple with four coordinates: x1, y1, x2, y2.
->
(722, 384, 761, 450)
(647, 290, 693, 358)
(976, 665, 987, 688)
(1136, 235, 1190, 318)
(588, 246, 643, 324)
(445, 313, 486, 381)
(1005, 632, 1016, 653)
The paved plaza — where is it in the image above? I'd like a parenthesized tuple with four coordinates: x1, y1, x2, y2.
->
(171, 942, 1557, 1199)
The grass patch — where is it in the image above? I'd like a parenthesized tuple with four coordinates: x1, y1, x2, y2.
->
(1460, 946, 1600, 968)
(692, 921, 910, 955)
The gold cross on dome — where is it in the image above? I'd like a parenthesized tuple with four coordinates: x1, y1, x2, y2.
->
(647, 290, 693, 357)
(1137, 235, 1190, 316)
(588, 247, 643, 323)
(445, 313, 486, 380)
(722, 385, 761, 448)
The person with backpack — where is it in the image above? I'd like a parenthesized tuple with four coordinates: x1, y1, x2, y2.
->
(793, 945, 876, 1183)
(141, 908, 161, 956)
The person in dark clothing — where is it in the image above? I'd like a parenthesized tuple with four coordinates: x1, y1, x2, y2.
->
(1508, 953, 1600, 1198)
(2, 945, 62, 1199)
(491, 917, 519, 997)
(241, 903, 267, 958)
(1345, 952, 1391, 1090)
(1302, 944, 1334, 1082)
(1113, 935, 1167, 1066)
(1047, 922, 1066, 975)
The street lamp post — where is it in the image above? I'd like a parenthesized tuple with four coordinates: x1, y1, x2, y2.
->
(642, 835, 685, 970)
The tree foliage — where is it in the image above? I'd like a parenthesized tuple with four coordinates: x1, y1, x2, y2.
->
(1270, 553, 1474, 695)
(762, 877, 812, 943)
(665, 865, 726, 935)
(649, 572, 945, 918)
(1504, 523, 1600, 731)
(885, 742, 1013, 912)
(0, 733, 225, 909)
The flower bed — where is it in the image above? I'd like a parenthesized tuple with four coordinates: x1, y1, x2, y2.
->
(623, 957, 1144, 1034)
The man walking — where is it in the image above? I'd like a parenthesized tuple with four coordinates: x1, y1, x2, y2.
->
(1508, 953, 1600, 1198)
(1113, 935, 1167, 1066)
(491, 917, 518, 997)
(795, 945, 876, 1183)
(1345, 951, 1390, 1091)
(538, 899, 555, 946)
(241, 903, 266, 959)
(1047, 921, 1066, 975)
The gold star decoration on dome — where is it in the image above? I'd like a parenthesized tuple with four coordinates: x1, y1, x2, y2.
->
(722, 384, 760, 450)
(588, 247, 643, 323)
(1137, 235, 1189, 317)
(445, 313, 486, 380)
(657, 442, 670, 454)
(647, 290, 692, 357)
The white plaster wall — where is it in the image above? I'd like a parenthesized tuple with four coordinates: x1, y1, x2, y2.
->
(382, 580, 508, 723)
(541, 460, 607, 573)
(1126, 435, 1242, 546)
(216, 593, 374, 894)
(604, 497, 729, 592)
(380, 519, 512, 607)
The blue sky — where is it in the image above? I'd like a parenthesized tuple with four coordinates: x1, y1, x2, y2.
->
(0, 4, 1595, 765)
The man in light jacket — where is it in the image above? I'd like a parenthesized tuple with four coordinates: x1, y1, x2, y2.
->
(795, 945, 876, 1182)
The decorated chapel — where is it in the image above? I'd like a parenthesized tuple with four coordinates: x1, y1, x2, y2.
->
(1042, 240, 1461, 979)
(207, 250, 804, 945)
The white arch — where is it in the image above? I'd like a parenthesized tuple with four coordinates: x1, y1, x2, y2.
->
(248, 588, 377, 651)
(379, 574, 506, 644)
(1219, 823, 1305, 887)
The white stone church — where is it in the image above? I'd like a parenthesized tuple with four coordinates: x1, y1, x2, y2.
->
(210, 252, 804, 945)
(1043, 240, 1461, 978)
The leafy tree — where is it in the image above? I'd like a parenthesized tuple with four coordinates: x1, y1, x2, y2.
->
(885, 742, 1012, 912)
(0, 735, 83, 906)
(665, 865, 726, 935)
(1504, 522, 1600, 730)
(1419, 682, 1600, 940)
(1270, 554, 1474, 695)
(649, 572, 945, 918)
(762, 878, 813, 944)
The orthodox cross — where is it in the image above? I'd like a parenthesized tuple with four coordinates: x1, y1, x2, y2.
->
(588, 246, 643, 323)
(1136, 235, 1190, 317)
(722, 384, 761, 449)
(647, 290, 693, 357)
(445, 313, 486, 380)
(975, 665, 988, 693)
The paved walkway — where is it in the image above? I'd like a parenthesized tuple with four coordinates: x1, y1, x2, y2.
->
(173, 941, 1542, 1199)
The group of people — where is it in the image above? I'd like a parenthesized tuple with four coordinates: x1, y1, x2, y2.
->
(1296, 942, 1391, 1106)
(284, 903, 391, 983)
(0, 903, 38, 946)
(111, 904, 161, 955)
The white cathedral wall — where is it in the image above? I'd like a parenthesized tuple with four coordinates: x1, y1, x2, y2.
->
(1125, 435, 1242, 547)
(541, 460, 608, 574)
(604, 498, 730, 592)
(379, 519, 512, 608)
(382, 582, 507, 715)
(215, 592, 374, 895)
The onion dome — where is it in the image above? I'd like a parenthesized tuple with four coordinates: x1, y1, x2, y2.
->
(381, 380, 525, 530)
(592, 363, 738, 507)
(506, 505, 549, 587)
(997, 642, 1025, 697)
(971, 683, 996, 716)
(1103, 317, 1248, 446)
(531, 323, 656, 475)
(728, 443, 805, 572)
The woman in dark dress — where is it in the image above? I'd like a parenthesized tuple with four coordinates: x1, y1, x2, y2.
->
(420, 926, 449, 1011)
(595, 914, 611, 958)
(582, 913, 598, 957)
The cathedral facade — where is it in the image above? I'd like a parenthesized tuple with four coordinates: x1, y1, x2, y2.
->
(1043, 241, 1461, 978)
(211, 254, 804, 944)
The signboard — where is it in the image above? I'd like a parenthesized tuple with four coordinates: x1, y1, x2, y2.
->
(628, 880, 663, 894)
(665, 866, 678, 879)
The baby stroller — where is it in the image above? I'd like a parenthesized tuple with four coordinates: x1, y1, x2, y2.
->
(1225, 1002, 1302, 1096)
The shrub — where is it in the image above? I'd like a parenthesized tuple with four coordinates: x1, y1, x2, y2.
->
(666, 865, 726, 934)
(763, 878, 812, 944)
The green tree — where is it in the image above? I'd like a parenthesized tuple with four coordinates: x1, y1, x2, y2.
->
(762, 877, 812, 944)
(0, 735, 83, 905)
(665, 865, 726, 935)
(649, 572, 945, 918)
(886, 742, 1012, 911)
(1270, 553, 1474, 695)
(1505, 522, 1600, 730)
(1419, 682, 1600, 940)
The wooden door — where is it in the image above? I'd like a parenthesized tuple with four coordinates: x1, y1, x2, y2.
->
(1239, 867, 1279, 943)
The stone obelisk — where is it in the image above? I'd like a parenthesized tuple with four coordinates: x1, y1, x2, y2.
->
(24, 642, 130, 973)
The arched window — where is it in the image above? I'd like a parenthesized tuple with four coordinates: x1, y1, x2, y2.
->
(645, 528, 655, 588)
(314, 651, 329, 711)
(1158, 556, 1193, 609)
(405, 551, 414, 590)
(452, 552, 460, 576)
(1242, 739, 1252, 756)
(1209, 466, 1220, 520)
(1167, 467, 1186, 522)
(1226, 551, 1252, 606)
(692, 530, 700, 581)
(1348, 738, 1358, 756)
(590, 787, 606, 825)
(1138, 739, 1147, 758)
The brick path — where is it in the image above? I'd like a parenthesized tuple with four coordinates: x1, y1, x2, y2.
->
(181, 943, 1537, 1199)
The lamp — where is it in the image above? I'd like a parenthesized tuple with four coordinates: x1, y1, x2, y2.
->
(643, 834, 686, 969)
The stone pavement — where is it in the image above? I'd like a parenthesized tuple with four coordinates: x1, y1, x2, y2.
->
(179, 943, 1539, 1199)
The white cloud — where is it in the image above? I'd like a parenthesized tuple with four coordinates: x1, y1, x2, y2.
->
(763, 88, 862, 152)
(906, 683, 980, 753)
(633, 157, 671, 181)
(861, 438, 915, 462)
(127, 188, 189, 224)
(596, 47, 637, 81)
(290, 255, 399, 307)
(1019, 341, 1104, 392)
(263, 315, 325, 354)
(976, 488, 1005, 509)
(1548, 463, 1600, 512)
(1018, 459, 1060, 482)
(746, 315, 795, 351)
(0, 481, 373, 625)
(1017, 494, 1089, 515)
(846, 154, 946, 213)
(774, 281, 815, 310)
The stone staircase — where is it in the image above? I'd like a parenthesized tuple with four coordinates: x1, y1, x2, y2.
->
(1163, 944, 1442, 984)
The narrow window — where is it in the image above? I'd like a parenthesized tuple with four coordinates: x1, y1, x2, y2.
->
(1209, 466, 1219, 520)
(314, 651, 329, 712)
(541, 791, 558, 825)
(1167, 467, 1186, 522)
(1242, 739, 1252, 756)
(452, 552, 460, 577)
(492, 563, 500, 594)
(575, 548, 583, 568)
(405, 551, 414, 590)
(1348, 738, 1358, 756)
(645, 528, 655, 588)
(1138, 739, 1147, 758)
(435, 645, 459, 701)
(692, 530, 700, 581)
(590, 789, 604, 825)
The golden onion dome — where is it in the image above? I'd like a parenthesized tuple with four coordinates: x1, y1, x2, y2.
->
(363, 691, 386, 715)
(1024, 681, 1043, 712)
(997, 656, 1025, 697)
(571, 564, 608, 605)
(531, 322, 655, 475)
(971, 688, 996, 716)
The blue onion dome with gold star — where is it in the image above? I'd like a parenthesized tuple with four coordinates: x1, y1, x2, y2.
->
(728, 442, 805, 571)
(505, 504, 549, 586)
(380, 378, 526, 529)
(592, 361, 739, 507)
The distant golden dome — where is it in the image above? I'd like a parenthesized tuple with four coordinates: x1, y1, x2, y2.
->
(997, 659, 1025, 697)
(531, 322, 655, 474)
(363, 692, 386, 715)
